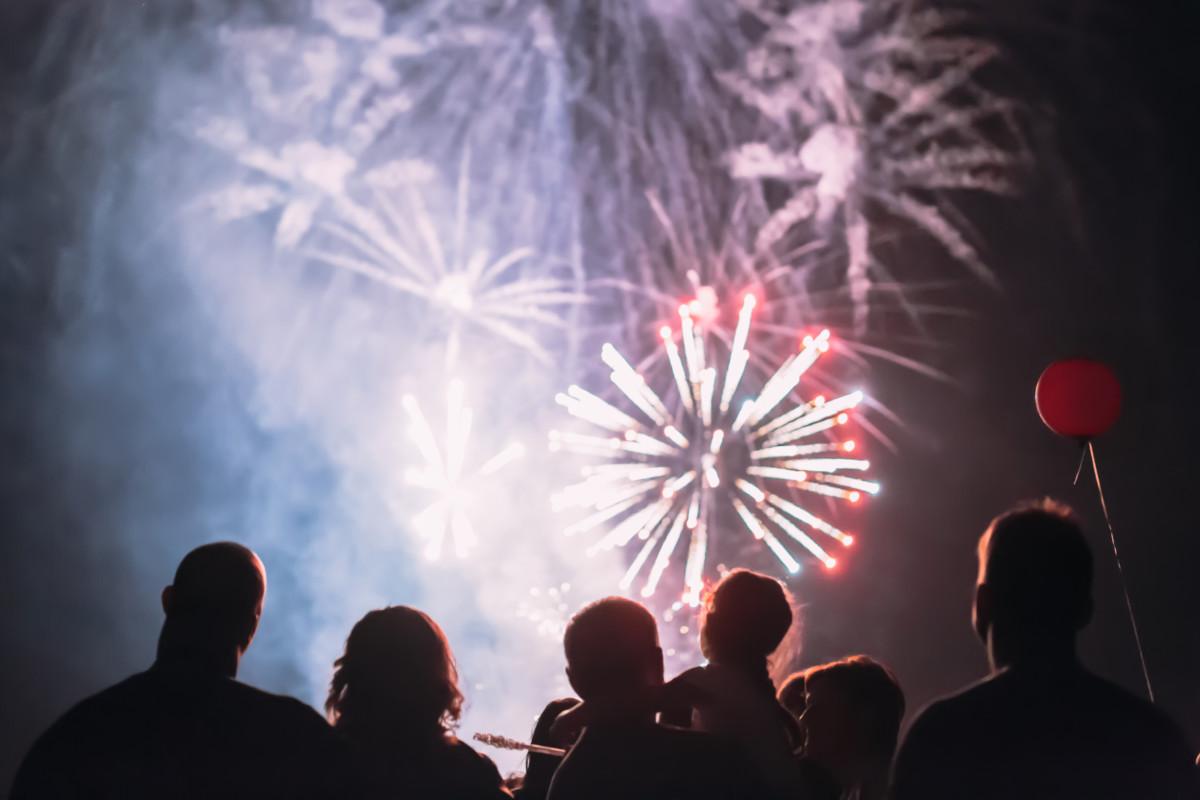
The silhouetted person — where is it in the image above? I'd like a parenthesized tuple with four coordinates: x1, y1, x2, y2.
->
(547, 597, 764, 800)
(801, 656, 904, 800)
(668, 569, 805, 795)
(513, 698, 580, 800)
(326, 605, 510, 799)
(10, 542, 344, 799)
(890, 500, 1198, 800)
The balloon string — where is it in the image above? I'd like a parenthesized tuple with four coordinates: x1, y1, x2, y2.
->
(1072, 444, 1088, 485)
(1088, 441, 1155, 703)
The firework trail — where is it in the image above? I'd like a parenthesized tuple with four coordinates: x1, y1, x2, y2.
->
(193, 0, 576, 257)
(727, 0, 1028, 325)
(552, 294, 877, 602)
(301, 152, 586, 366)
(191, 7, 414, 249)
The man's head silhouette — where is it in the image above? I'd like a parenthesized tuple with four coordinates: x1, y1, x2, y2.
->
(563, 597, 662, 701)
(972, 499, 1093, 668)
(160, 542, 266, 666)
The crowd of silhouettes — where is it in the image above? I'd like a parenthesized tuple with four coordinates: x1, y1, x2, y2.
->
(10, 499, 1199, 798)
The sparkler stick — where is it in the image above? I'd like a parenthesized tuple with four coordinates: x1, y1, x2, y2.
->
(472, 733, 566, 758)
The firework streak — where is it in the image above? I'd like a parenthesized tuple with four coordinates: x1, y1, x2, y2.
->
(551, 296, 878, 602)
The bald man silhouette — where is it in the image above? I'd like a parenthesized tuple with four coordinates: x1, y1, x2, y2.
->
(11, 542, 346, 799)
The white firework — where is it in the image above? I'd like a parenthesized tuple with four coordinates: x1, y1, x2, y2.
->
(193, 0, 568, 253)
(727, 0, 1028, 321)
(551, 294, 878, 603)
(303, 152, 586, 364)
(191, 10, 421, 248)
(402, 380, 525, 560)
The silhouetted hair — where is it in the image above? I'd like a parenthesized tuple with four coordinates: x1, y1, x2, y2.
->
(326, 606, 463, 743)
(777, 668, 812, 717)
(700, 569, 793, 666)
(169, 542, 265, 627)
(522, 698, 580, 800)
(563, 597, 659, 699)
(978, 499, 1093, 637)
(805, 656, 905, 759)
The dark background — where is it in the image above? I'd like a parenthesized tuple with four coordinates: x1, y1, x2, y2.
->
(2, 0, 1198, 789)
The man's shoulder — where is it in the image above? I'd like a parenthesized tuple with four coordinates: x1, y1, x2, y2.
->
(891, 676, 1008, 800)
(9, 672, 155, 798)
(907, 672, 1003, 733)
(42, 670, 155, 731)
(942, 665, 1188, 744)
(1074, 670, 1192, 748)
(224, 678, 336, 735)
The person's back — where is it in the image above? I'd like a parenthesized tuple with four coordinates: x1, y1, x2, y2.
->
(514, 697, 580, 800)
(10, 542, 344, 799)
(801, 656, 904, 800)
(344, 733, 507, 800)
(547, 597, 765, 800)
(326, 605, 509, 800)
(679, 571, 801, 768)
(891, 501, 1196, 800)
(892, 662, 1194, 799)
(11, 662, 342, 798)
(548, 720, 758, 800)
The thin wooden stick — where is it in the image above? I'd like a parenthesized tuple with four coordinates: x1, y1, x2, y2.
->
(472, 732, 567, 758)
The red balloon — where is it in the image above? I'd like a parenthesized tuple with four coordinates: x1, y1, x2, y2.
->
(1035, 359, 1121, 440)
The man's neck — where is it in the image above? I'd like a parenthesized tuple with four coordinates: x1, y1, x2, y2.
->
(156, 622, 240, 679)
(988, 632, 1078, 673)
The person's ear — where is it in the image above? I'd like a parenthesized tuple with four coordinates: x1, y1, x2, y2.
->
(161, 586, 173, 616)
(565, 665, 583, 699)
(238, 601, 263, 654)
(972, 583, 992, 644)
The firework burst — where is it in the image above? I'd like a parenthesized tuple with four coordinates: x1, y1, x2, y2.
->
(300, 152, 585, 365)
(726, 0, 1028, 323)
(402, 380, 525, 560)
(551, 294, 877, 603)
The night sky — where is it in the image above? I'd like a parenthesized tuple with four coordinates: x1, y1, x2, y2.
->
(2, 0, 1198, 789)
